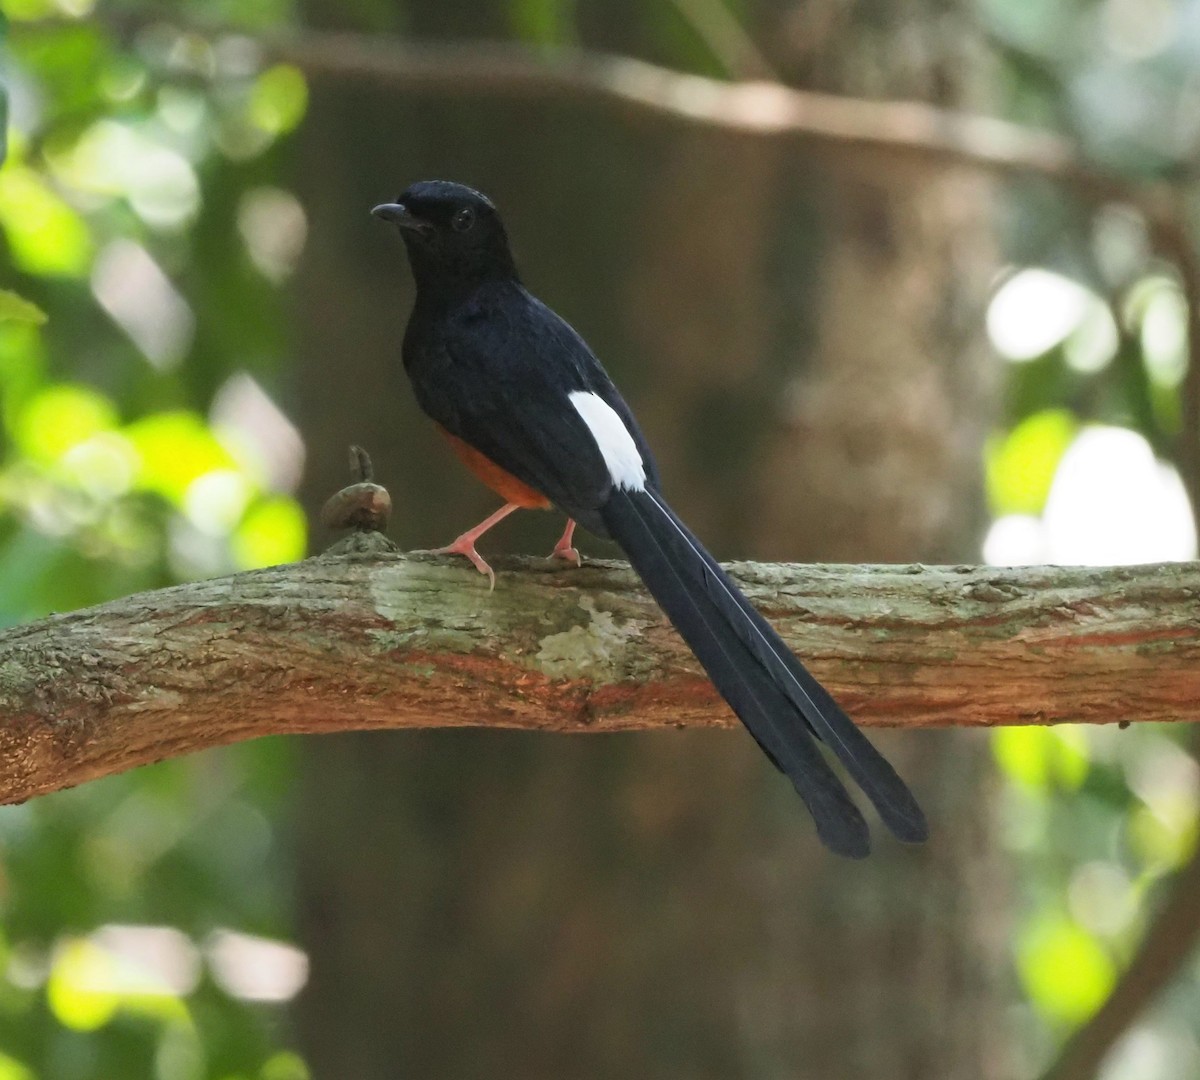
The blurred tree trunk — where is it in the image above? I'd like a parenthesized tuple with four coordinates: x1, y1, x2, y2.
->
(289, 3, 1008, 1078)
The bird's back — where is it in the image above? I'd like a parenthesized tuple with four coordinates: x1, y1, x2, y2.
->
(401, 281, 658, 530)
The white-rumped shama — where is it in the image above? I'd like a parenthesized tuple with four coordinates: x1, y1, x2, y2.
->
(373, 180, 927, 858)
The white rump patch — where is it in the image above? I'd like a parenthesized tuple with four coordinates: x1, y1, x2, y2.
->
(568, 391, 646, 491)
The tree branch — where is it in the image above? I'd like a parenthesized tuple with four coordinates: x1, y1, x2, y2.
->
(1, 554, 1197, 804)
(280, 39, 1171, 211)
(77, 12, 1176, 221)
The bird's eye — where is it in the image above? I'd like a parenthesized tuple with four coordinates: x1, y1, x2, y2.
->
(452, 207, 476, 232)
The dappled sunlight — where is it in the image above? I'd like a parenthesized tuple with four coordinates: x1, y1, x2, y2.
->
(50, 119, 201, 230)
(984, 257, 1196, 570)
(1018, 911, 1116, 1024)
(0, 377, 307, 591)
(207, 931, 309, 1004)
(238, 187, 308, 284)
(35, 924, 311, 1011)
(89, 926, 202, 997)
(988, 268, 1120, 374)
(212, 372, 306, 492)
(982, 514, 1045, 565)
(0, 164, 93, 277)
(1, 0, 1199, 1077)
(1068, 862, 1137, 938)
(983, 420, 1197, 567)
(1101, 1027, 1200, 1080)
(1041, 427, 1196, 566)
(91, 240, 194, 368)
(1132, 276, 1189, 389)
(0, 12, 312, 610)
(987, 268, 1096, 362)
(1101, 0, 1178, 61)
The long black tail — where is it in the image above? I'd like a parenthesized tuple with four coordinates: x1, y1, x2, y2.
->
(600, 488, 928, 858)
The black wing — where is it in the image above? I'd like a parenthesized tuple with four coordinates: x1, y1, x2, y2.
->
(406, 284, 657, 533)
(523, 294, 662, 493)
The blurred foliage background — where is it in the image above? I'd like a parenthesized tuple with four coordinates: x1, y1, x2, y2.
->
(0, 0, 1199, 1078)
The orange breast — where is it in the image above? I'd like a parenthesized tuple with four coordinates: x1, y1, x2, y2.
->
(437, 427, 551, 509)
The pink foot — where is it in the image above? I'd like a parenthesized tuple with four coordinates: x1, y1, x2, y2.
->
(548, 520, 581, 568)
(427, 502, 522, 590)
(550, 542, 581, 567)
(433, 534, 497, 591)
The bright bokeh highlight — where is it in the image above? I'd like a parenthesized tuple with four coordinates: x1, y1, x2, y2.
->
(987, 269, 1093, 361)
(985, 426, 1196, 566)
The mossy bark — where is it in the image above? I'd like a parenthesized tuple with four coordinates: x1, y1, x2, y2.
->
(1, 554, 1196, 807)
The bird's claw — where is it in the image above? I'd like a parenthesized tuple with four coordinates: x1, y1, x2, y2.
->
(548, 543, 582, 568)
(431, 537, 497, 591)
(548, 520, 580, 568)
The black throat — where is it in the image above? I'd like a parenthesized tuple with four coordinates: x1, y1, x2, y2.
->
(401, 239, 519, 306)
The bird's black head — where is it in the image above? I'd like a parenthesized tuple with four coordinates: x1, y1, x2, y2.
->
(372, 181, 517, 292)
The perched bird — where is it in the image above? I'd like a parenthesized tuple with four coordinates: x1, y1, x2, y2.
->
(373, 180, 927, 858)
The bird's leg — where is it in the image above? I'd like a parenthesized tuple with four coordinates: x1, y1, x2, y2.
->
(548, 518, 581, 567)
(431, 502, 521, 590)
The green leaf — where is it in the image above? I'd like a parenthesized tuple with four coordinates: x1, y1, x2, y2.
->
(985, 409, 1077, 515)
(46, 938, 121, 1031)
(1017, 913, 1114, 1023)
(249, 65, 308, 136)
(12, 383, 118, 463)
(0, 166, 93, 277)
(0, 323, 47, 422)
(0, 58, 7, 169)
(124, 412, 238, 504)
(1, 0, 57, 23)
(1050, 726, 1089, 789)
(0, 289, 46, 326)
(1128, 799, 1199, 870)
(992, 726, 1089, 792)
(233, 496, 306, 569)
(0, 1052, 35, 1080)
(261, 1050, 310, 1080)
(510, 0, 574, 46)
(993, 726, 1051, 789)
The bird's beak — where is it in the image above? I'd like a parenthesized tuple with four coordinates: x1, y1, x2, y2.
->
(371, 202, 428, 234)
